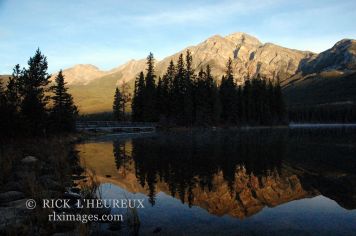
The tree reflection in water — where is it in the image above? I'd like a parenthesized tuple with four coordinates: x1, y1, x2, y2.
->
(108, 128, 356, 218)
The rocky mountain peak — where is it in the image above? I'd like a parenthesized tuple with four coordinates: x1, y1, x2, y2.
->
(301, 39, 356, 74)
(54, 64, 107, 85)
(333, 39, 356, 50)
(72, 64, 101, 70)
(225, 32, 262, 47)
(58, 32, 355, 113)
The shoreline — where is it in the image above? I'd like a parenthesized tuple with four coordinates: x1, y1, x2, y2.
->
(0, 134, 87, 235)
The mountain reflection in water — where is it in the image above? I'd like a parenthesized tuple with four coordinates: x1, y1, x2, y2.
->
(77, 128, 356, 235)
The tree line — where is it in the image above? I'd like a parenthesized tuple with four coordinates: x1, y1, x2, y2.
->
(0, 49, 78, 138)
(289, 104, 356, 123)
(121, 51, 287, 126)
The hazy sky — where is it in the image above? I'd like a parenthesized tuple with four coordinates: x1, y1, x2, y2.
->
(0, 0, 355, 74)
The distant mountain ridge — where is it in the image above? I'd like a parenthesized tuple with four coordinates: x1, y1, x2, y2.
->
(1, 33, 355, 113)
(283, 39, 356, 106)
(62, 32, 316, 86)
(64, 32, 321, 113)
(301, 39, 356, 74)
(52, 64, 107, 85)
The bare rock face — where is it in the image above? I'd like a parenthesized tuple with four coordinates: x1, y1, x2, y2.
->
(154, 34, 235, 81)
(247, 44, 315, 83)
(282, 39, 356, 106)
(154, 32, 314, 84)
(300, 39, 356, 74)
(110, 59, 147, 86)
(63, 32, 314, 88)
(53, 64, 107, 85)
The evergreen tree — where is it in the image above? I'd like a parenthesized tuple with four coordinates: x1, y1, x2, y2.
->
(131, 72, 145, 121)
(156, 76, 163, 116)
(219, 58, 237, 124)
(128, 53, 288, 126)
(242, 77, 252, 124)
(50, 70, 78, 132)
(18, 49, 51, 135)
(236, 85, 243, 124)
(171, 53, 186, 124)
(206, 65, 221, 125)
(273, 78, 286, 124)
(161, 60, 175, 120)
(2, 65, 22, 135)
(119, 79, 131, 121)
(143, 52, 157, 122)
(183, 50, 194, 125)
(156, 76, 169, 122)
(250, 76, 261, 124)
(194, 68, 207, 124)
(194, 65, 220, 125)
(266, 79, 275, 124)
(6, 65, 21, 112)
(113, 87, 124, 121)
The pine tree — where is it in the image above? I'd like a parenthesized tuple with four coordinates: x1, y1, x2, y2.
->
(194, 65, 220, 125)
(50, 70, 78, 132)
(132, 72, 145, 121)
(266, 79, 274, 124)
(18, 49, 51, 136)
(183, 50, 194, 125)
(143, 52, 157, 122)
(113, 87, 124, 121)
(236, 85, 243, 124)
(156, 76, 164, 119)
(2, 65, 22, 135)
(273, 78, 286, 124)
(129, 53, 288, 126)
(242, 77, 252, 124)
(194, 68, 207, 125)
(6, 65, 21, 111)
(171, 53, 186, 123)
(119, 79, 131, 121)
(219, 58, 237, 124)
(206, 65, 221, 125)
(161, 60, 175, 120)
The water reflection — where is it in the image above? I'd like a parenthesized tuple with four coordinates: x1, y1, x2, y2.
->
(77, 129, 356, 234)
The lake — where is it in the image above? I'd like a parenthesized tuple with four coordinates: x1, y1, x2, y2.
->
(76, 128, 356, 235)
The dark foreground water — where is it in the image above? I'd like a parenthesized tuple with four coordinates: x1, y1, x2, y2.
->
(77, 128, 356, 236)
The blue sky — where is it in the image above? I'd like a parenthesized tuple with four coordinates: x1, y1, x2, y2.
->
(0, 0, 355, 74)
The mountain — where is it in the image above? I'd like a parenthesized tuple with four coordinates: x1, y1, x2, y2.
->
(66, 60, 146, 113)
(301, 39, 356, 74)
(52, 64, 107, 85)
(283, 39, 356, 106)
(2, 33, 355, 113)
(65, 32, 318, 113)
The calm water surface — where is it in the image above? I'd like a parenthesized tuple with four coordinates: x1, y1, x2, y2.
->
(77, 128, 356, 235)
